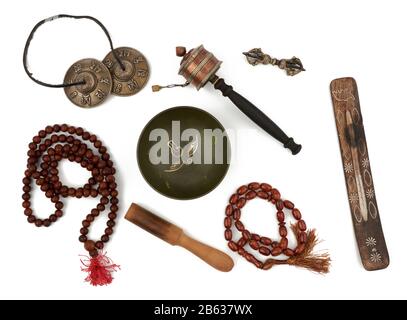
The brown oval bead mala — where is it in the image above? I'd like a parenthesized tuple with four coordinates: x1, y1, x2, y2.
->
(225, 182, 330, 273)
(22, 124, 119, 285)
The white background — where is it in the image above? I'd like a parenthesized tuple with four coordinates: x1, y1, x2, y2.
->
(0, 0, 406, 300)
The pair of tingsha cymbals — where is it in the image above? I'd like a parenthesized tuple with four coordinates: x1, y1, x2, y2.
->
(64, 47, 149, 108)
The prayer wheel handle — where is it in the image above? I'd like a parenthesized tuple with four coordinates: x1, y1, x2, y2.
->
(210, 75, 302, 155)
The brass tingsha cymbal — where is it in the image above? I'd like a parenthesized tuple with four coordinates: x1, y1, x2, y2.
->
(64, 58, 112, 108)
(103, 47, 149, 96)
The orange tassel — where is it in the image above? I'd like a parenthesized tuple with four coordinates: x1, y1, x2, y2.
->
(263, 224, 331, 273)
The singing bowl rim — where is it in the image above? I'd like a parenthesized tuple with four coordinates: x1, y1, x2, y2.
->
(137, 106, 231, 200)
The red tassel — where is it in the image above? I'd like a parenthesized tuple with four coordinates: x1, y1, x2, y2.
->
(80, 252, 120, 286)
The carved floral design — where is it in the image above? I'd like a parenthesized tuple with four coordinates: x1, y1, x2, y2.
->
(366, 237, 376, 247)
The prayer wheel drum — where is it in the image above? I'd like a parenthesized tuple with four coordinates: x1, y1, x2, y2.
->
(177, 45, 222, 90)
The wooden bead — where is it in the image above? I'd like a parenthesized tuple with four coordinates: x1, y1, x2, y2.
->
(299, 232, 307, 243)
(283, 249, 295, 257)
(249, 240, 260, 250)
(298, 220, 307, 231)
(225, 205, 233, 216)
(295, 244, 305, 255)
(262, 260, 274, 270)
(280, 238, 288, 250)
(244, 252, 253, 262)
(248, 182, 260, 190)
(253, 259, 263, 269)
(260, 237, 272, 246)
(237, 238, 247, 247)
(105, 228, 113, 236)
(236, 198, 246, 209)
(233, 209, 241, 220)
(292, 208, 302, 220)
(259, 247, 271, 256)
(228, 241, 238, 252)
(84, 240, 95, 252)
(277, 211, 285, 223)
(35, 219, 43, 227)
(89, 249, 98, 258)
(260, 183, 272, 192)
(271, 189, 281, 200)
(229, 194, 238, 204)
(242, 230, 251, 240)
(251, 234, 261, 241)
(245, 190, 257, 200)
(55, 201, 64, 210)
(224, 217, 232, 228)
(257, 191, 268, 199)
(46, 125, 54, 133)
(95, 241, 104, 250)
(279, 226, 288, 237)
(176, 46, 187, 57)
(271, 247, 283, 256)
(276, 200, 284, 210)
(235, 220, 245, 231)
(284, 200, 294, 209)
(224, 229, 232, 241)
(237, 185, 248, 195)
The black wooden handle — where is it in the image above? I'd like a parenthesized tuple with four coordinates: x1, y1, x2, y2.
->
(213, 78, 301, 155)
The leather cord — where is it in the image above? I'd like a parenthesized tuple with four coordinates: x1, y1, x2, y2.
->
(23, 14, 125, 88)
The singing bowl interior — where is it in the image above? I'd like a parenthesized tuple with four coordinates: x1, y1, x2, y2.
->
(137, 106, 231, 200)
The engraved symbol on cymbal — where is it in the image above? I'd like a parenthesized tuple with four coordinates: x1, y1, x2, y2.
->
(103, 47, 150, 97)
(64, 58, 112, 108)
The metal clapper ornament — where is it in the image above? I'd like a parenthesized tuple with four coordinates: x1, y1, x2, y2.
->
(152, 45, 301, 155)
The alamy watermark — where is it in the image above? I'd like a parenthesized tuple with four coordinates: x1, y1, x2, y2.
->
(148, 121, 232, 171)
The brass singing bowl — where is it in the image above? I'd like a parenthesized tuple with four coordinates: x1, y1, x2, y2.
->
(137, 106, 231, 200)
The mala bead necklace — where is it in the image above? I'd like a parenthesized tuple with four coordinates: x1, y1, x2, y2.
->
(22, 124, 120, 286)
(224, 182, 330, 273)
(23, 14, 149, 108)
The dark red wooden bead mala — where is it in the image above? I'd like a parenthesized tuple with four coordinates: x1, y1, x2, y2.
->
(22, 124, 119, 285)
(225, 182, 330, 273)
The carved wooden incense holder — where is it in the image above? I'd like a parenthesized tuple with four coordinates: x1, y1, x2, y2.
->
(125, 203, 234, 272)
(330, 77, 389, 271)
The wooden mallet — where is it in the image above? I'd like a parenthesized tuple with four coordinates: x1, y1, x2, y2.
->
(125, 203, 234, 272)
